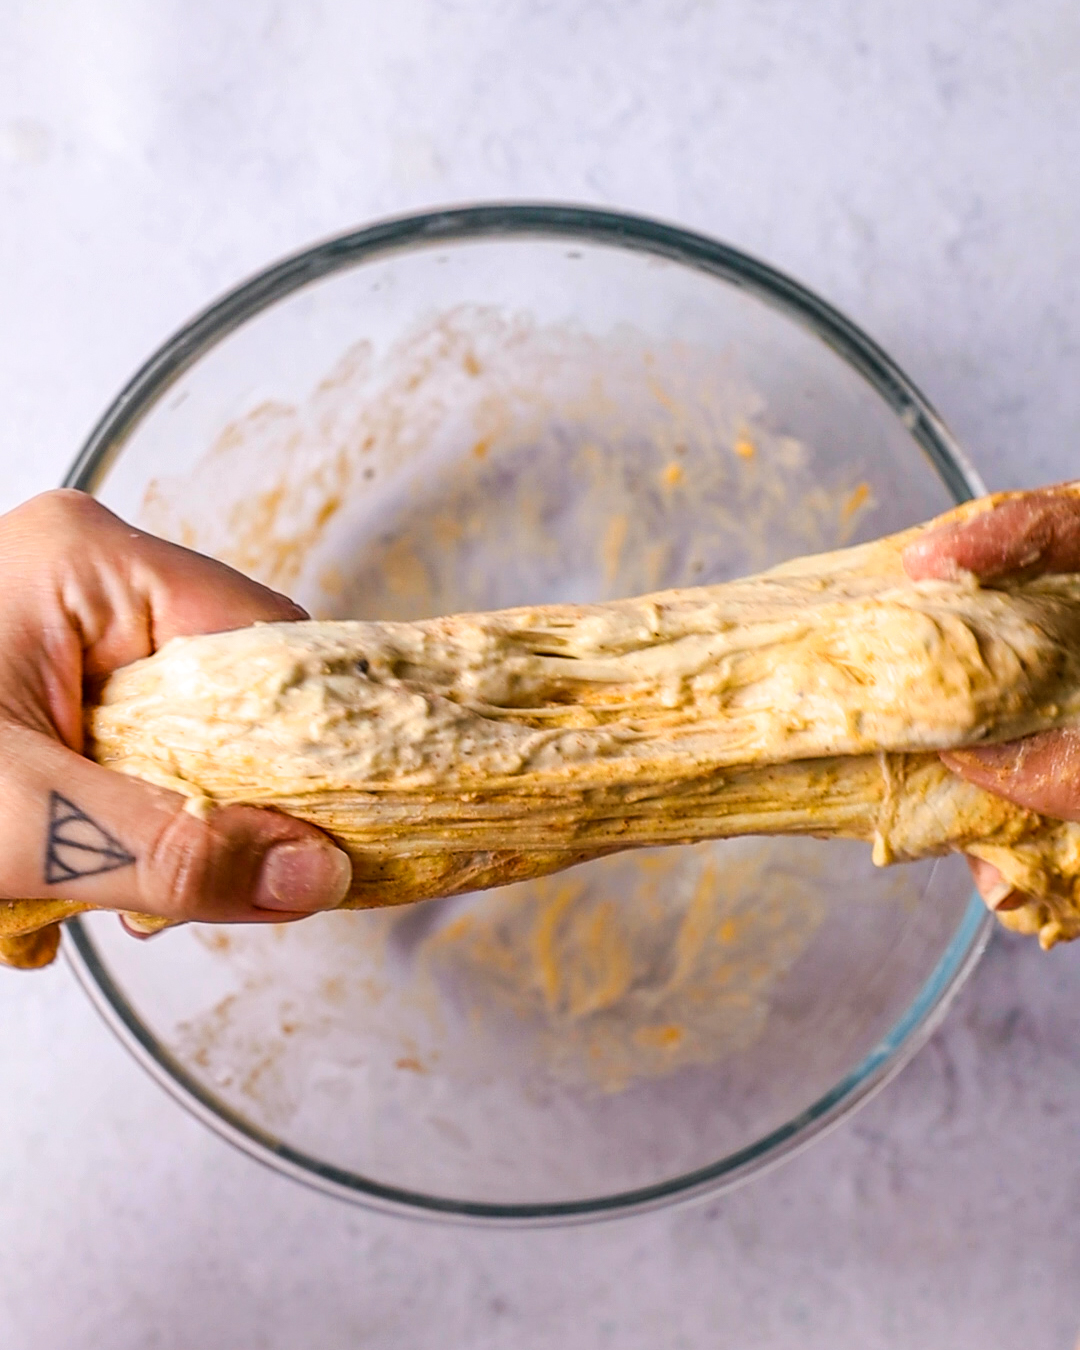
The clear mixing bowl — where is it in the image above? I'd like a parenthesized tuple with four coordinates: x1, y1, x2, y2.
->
(63, 205, 992, 1223)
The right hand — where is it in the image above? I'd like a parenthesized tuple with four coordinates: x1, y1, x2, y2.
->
(902, 482, 1080, 912)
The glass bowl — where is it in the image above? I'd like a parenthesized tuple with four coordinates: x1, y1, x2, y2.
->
(63, 204, 992, 1223)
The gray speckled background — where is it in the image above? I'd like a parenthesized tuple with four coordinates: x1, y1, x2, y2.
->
(1, 4, 1078, 1346)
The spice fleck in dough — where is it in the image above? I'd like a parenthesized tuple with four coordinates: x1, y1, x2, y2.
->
(3, 489, 1080, 968)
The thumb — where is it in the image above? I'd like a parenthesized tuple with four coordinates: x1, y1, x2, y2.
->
(0, 722, 352, 923)
(903, 486, 1080, 582)
(942, 728, 1080, 825)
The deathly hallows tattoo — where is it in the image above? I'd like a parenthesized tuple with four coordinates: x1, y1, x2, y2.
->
(44, 791, 135, 885)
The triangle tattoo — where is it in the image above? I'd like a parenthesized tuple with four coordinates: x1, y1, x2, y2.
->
(44, 792, 136, 885)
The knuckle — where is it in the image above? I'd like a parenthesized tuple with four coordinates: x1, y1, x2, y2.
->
(143, 807, 219, 918)
(21, 488, 106, 531)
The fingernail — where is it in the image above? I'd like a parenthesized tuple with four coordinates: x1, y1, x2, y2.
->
(256, 841, 352, 912)
(902, 531, 960, 579)
(120, 914, 173, 939)
(967, 743, 1016, 767)
(902, 536, 942, 561)
(944, 744, 1018, 775)
(983, 879, 1026, 911)
(120, 919, 157, 941)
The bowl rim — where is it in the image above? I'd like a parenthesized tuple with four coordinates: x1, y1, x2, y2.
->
(62, 201, 994, 1225)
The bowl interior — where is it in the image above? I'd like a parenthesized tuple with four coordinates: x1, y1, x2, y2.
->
(69, 217, 988, 1218)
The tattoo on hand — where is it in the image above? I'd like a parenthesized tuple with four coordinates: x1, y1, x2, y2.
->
(44, 792, 135, 885)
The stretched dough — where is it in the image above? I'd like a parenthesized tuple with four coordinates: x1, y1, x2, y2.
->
(4, 490, 1080, 968)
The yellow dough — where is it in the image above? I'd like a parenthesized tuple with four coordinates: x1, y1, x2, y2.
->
(4, 489, 1080, 969)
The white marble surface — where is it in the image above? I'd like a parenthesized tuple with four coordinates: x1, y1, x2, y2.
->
(2, 3, 1079, 1347)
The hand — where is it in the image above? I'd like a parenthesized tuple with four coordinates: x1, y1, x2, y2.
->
(902, 482, 1080, 911)
(0, 491, 352, 943)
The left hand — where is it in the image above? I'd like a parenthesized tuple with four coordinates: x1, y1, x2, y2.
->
(0, 490, 353, 947)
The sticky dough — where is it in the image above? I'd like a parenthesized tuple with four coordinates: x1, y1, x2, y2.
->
(4, 489, 1080, 969)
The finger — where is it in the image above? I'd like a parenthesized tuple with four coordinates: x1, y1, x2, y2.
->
(943, 728, 1080, 823)
(903, 484, 1080, 582)
(121, 514, 310, 646)
(965, 855, 1026, 912)
(0, 490, 308, 681)
(0, 492, 309, 750)
(0, 722, 352, 924)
